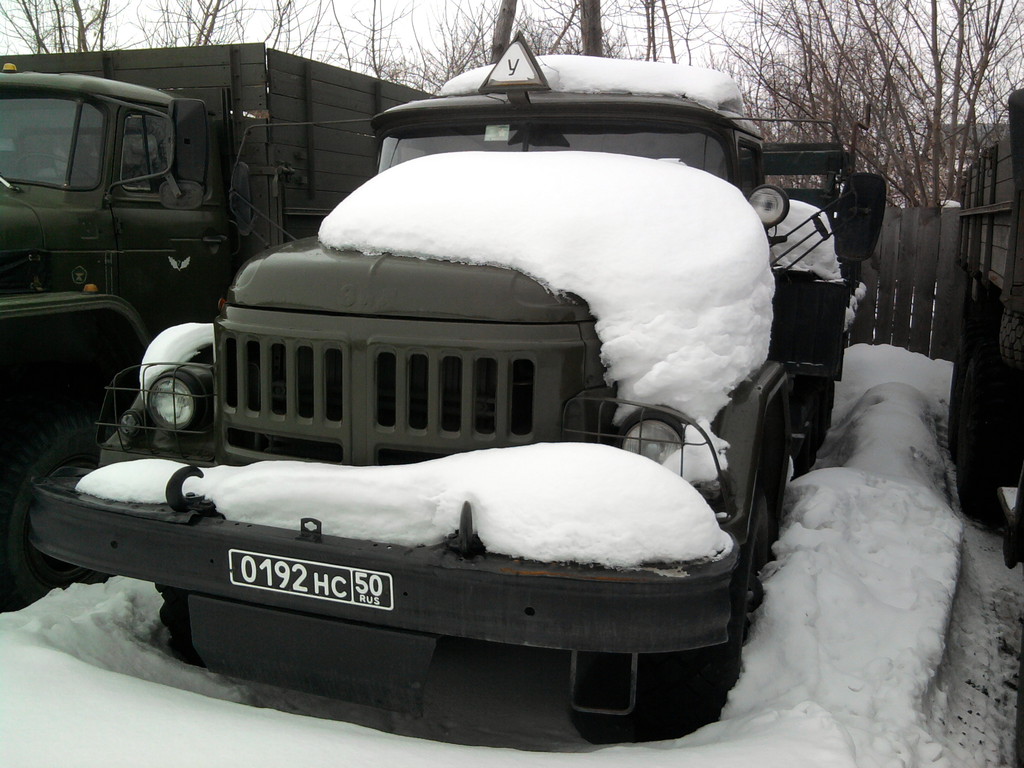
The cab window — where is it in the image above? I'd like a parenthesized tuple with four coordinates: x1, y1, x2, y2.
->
(738, 142, 761, 195)
(120, 113, 172, 192)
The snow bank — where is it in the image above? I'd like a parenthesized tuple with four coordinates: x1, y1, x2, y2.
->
(77, 443, 731, 568)
(139, 322, 213, 390)
(770, 200, 841, 280)
(833, 343, 953, 418)
(320, 151, 774, 422)
(726, 352, 963, 767)
(440, 55, 745, 113)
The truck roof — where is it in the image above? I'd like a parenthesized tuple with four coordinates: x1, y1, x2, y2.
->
(374, 91, 760, 139)
(376, 53, 757, 137)
(0, 69, 172, 108)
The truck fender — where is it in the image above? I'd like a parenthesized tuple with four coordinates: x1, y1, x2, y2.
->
(0, 292, 150, 391)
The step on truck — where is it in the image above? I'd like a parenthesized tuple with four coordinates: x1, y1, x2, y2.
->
(0, 44, 422, 609)
(30, 39, 885, 744)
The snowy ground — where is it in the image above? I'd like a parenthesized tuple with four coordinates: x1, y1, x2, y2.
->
(0, 343, 1021, 767)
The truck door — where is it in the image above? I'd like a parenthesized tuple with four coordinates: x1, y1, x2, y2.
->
(108, 107, 233, 336)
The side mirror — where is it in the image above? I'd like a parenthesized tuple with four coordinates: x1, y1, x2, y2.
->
(169, 99, 209, 185)
(1009, 90, 1024, 190)
(832, 173, 886, 261)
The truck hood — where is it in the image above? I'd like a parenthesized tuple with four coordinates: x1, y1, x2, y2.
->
(229, 238, 592, 323)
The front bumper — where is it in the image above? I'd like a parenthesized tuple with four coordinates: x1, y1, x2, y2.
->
(31, 475, 737, 654)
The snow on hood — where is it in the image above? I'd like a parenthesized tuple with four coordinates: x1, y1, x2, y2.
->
(769, 200, 842, 280)
(320, 151, 774, 423)
(76, 442, 732, 568)
(440, 55, 745, 113)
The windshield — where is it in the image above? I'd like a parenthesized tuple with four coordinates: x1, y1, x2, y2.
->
(0, 96, 105, 188)
(379, 121, 729, 179)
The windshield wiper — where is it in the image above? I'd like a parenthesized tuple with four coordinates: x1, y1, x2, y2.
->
(0, 172, 23, 192)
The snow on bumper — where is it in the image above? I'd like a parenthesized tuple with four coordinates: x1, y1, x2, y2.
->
(30, 475, 738, 654)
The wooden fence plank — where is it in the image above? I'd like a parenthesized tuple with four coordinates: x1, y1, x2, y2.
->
(932, 210, 965, 361)
(891, 208, 921, 350)
(874, 209, 903, 346)
(909, 207, 941, 355)
(846, 206, 962, 361)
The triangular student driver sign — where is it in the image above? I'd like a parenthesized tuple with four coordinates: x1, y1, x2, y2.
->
(480, 34, 550, 93)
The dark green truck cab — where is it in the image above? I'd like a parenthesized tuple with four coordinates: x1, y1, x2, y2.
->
(30, 45, 885, 744)
(0, 46, 422, 609)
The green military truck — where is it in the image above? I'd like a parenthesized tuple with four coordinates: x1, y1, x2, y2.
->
(29, 42, 884, 743)
(950, 88, 1024, 527)
(0, 44, 423, 609)
(983, 88, 1024, 768)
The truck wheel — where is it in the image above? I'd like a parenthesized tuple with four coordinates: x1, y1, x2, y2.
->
(955, 341, 1024, 526)
(950, 290, 1003, 460)
(157, 585, 204, 665)
(0, 399, 103, 610)
(572, 493, 770, 743)
(631, 491, 770, 742)
(1000, 310, 1024, 370)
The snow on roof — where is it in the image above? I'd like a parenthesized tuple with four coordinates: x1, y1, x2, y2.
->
(77, 443, 732, 568)
(319, 151, 774, 424)
(440, 55, 745, 113)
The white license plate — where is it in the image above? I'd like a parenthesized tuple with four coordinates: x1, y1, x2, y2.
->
(228, 549, 394, 611)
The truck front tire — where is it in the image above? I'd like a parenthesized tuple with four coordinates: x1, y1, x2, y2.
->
(0, 399, 103, 610)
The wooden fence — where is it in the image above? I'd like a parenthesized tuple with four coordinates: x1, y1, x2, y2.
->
(848, 207, 965, 361)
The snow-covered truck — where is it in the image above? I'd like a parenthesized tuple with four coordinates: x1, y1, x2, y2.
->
(0, 45, 423, 609)
(29, 41, 885, 743)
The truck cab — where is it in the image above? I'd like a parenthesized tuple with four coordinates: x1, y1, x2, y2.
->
(0, 69, 231, 334)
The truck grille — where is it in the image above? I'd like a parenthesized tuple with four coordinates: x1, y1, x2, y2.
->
(219, 329, 544, 465)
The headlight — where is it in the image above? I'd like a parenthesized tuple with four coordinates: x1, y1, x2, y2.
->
(118, 410, 143, 440)
(621, 419, 683, 468)
(748, 184, 790, 227)
(147, 368, 210, 430)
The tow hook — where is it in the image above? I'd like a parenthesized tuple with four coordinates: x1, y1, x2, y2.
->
(447, 501, 485, 558)
(165, 465, 220, 517)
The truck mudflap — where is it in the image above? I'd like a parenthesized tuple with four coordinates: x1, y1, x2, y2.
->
(30, 476, 738, 656)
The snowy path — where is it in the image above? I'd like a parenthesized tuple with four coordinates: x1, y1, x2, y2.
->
(932, 521, 1022, 766)
(0, 344, 1021, 767)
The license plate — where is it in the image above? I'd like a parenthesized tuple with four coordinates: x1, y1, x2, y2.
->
(228, 549, 394, 611)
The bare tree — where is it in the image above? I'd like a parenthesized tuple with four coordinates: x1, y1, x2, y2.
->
(723, 0, 1024, 205)
(491, 0, 518, 62)
(319, 0, 415, 83)
(401, 2, 496, 91)
(264, 0, 330, 59)
(621, 0, 716, 64)
(142, 0, 251, 47)
(2, 0, 119, 52)
(580, 0, 603, 54)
